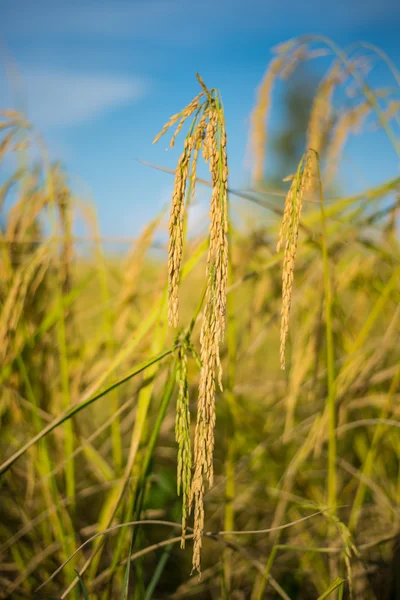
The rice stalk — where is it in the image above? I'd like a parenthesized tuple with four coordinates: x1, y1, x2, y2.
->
(45, 162, 76, 508)
(348, 364, 400, 532)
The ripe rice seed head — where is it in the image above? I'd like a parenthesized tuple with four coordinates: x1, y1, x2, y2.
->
(154, 78, 229, 574)
(307, 61, 345, 155)
(278, 150, 314, 370)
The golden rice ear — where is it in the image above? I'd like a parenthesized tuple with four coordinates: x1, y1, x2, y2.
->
(324, 101, 370, 185)
(248, 41, 319, 185)
(154, 77, 229, 575)
(168, 149, 191, 327)
(153, 88, 209, 328)
(152, 92, 204, 146)
(307, 62, 345, 155)
(190, 96, 229, 576)
(189, 114, 207, 199)
(278, 150, 314, 370)
(249, 54, 287, 184)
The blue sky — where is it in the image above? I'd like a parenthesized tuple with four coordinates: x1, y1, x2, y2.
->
(1, 0, 399, 241)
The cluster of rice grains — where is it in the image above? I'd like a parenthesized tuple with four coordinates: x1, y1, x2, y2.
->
(277, 150, 316, 370)
(249, 41, 328, 185)
(153, 74, 229, 573)
(248, 38, 377, 370)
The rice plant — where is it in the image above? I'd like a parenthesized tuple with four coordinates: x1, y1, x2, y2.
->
(0, 35, 400, 600)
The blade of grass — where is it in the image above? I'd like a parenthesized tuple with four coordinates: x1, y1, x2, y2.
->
(0, 348, 175, 476)
(315, 154, 337, 515)
(316, 577, 345, 600)
(74, 570, 89, 600)
(143, 542, 174, 600)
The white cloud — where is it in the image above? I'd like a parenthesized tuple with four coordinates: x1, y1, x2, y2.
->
(6, 70, 148, 129)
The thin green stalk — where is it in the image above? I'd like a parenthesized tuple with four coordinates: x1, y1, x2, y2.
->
(107, 363, 176, 589)
(75, 570, 90, 600)
(316, 577, 345, 600)
(15, 353, 77, 587)
(315, 152, 337, 513)
(41, 151, 75, 507)
(143, 542, 173, 600)
(221, 440, 235, 598)
(252, 541, 280, 600)
(119, 368, 176, 597)
(315, 152, 339, 596)
(221, 188, 238, 597)
(348, 363, 400, 532)
(91, 211, 122, 473)
(56, 297, 75, 501)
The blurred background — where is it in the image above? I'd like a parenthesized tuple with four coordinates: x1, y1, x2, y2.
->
(1, 0, 399, 239)
(1, 1, 400, 599)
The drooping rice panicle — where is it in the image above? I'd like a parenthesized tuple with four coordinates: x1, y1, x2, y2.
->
(153, 77, 229, 574)
(307, 62, 344, 155)
(325, 101, 371, 184)
(189, 113, 207, 198)
(249, 54, 288, 183)
(278, 150, 314, 370)
(152, 92, 204, 147)
(167, 147, 191, 327)
(190, 98, 229, 574)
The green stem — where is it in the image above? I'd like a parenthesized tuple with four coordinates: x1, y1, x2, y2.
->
(315, 152, 337, 513)
(348, 364, 400, 532)
(93, 214, 122, 473)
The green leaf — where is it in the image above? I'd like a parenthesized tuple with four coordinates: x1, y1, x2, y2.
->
(121, 542, 132, 600)
(316, 577, 345, 600)
(144, 542, 173, 600)
(74, 570, 89, 600)
(0, 347, 174, 476)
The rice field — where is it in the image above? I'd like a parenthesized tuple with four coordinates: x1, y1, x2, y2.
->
(1, 36, 400, 599)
